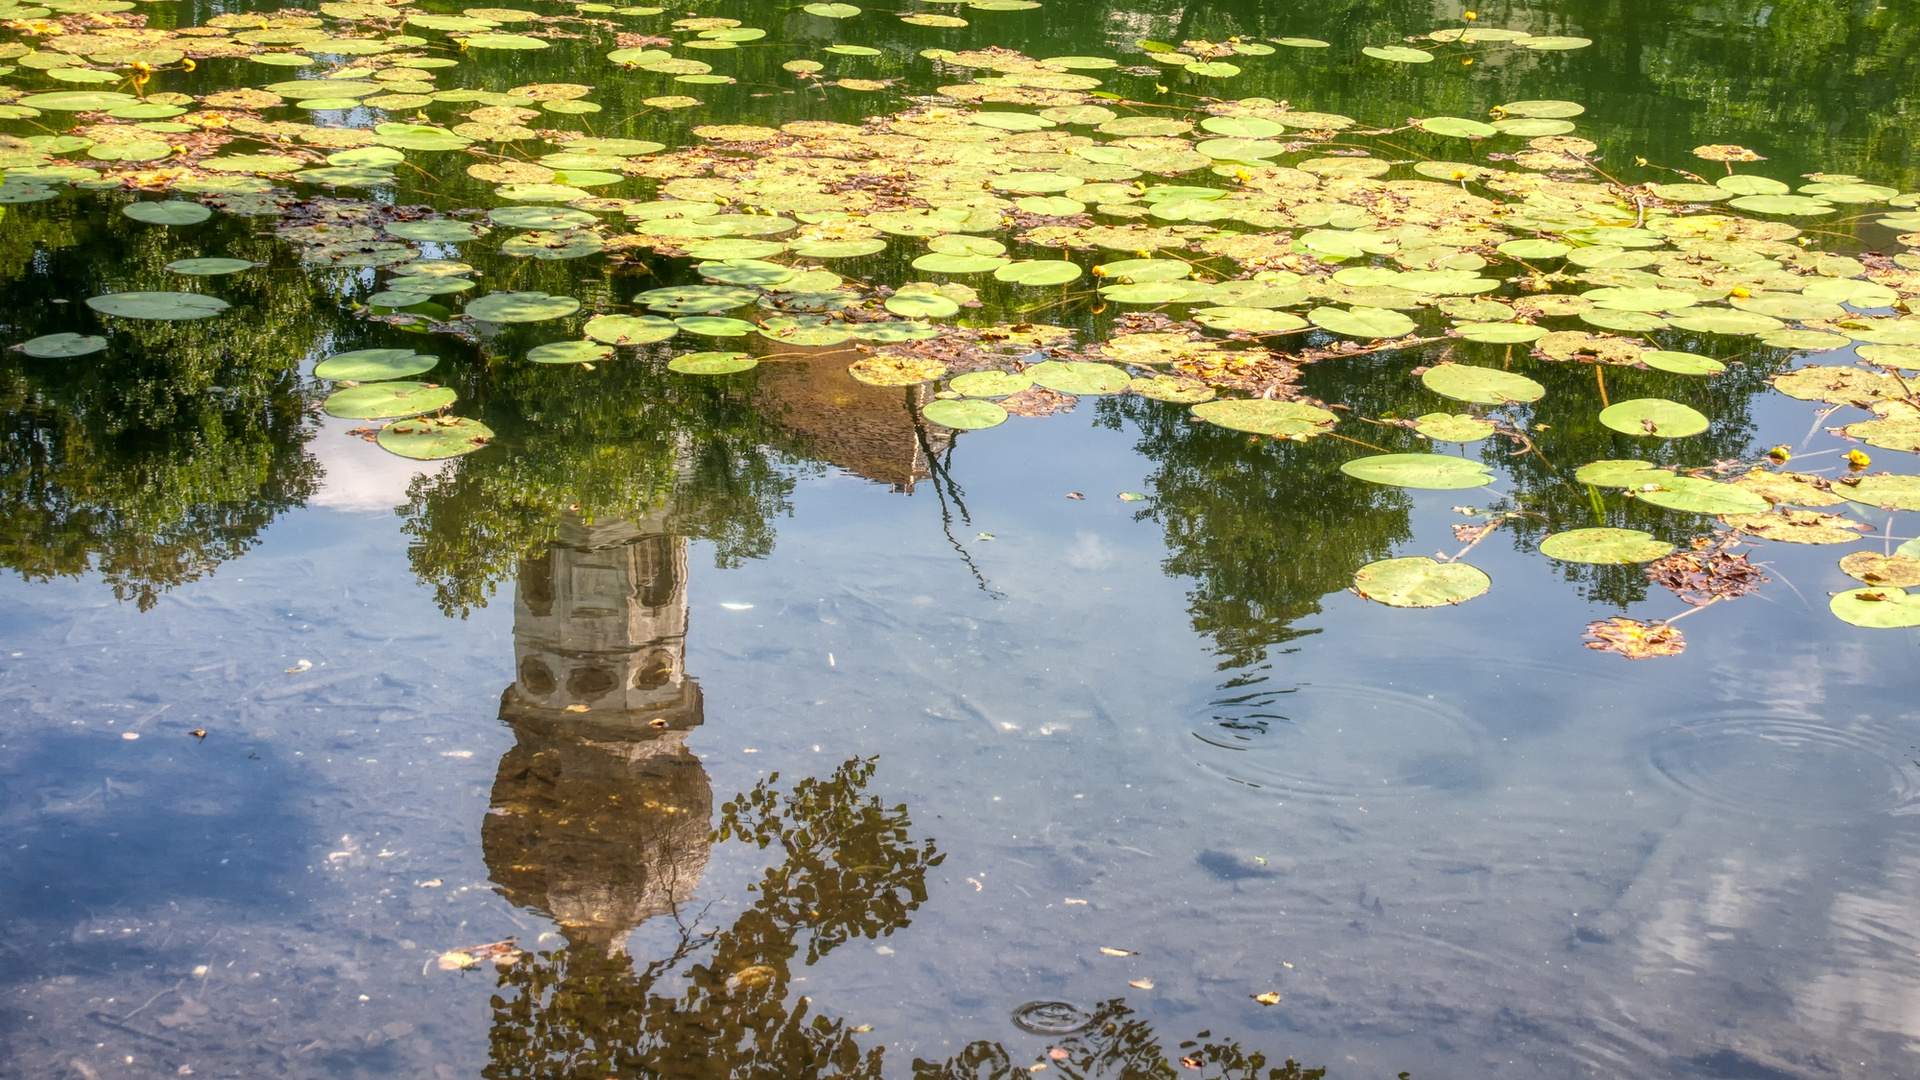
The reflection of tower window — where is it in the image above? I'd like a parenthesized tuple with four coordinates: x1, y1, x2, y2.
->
(485, 511, 710, 954)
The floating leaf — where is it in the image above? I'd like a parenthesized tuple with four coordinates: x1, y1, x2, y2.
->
(1723, 510, 1867, 545)
(377, 416, 493, 460)
(1340, 453, 1495, 489)
(18, 91, 138, 111)
(1129, 375, 1214, 403)
(1598, 398, 1710, 438)
(1455, 322, 1547, 344)
(322, 381, 456, 419)
(1351, 556, 1490, 607)
(674, 316, 756, 337)
(1310, 305, 1417, 339)
(123, 202, 211, 226)
(86, 291, 230, 321)
(1838, 474, 1920, 512)
(1575, 459, 1673, 488)
(924, 398, 1007, 429)
(1539, 528, 1675, 564)
(950, 370, 1032, 397)
(1634, 476, 1769, 515)
(1421, 363, 1545, 404)
(1028, 360, 1130, 395)
(669, 351, 756, 375)
(465, 291, 580, 323)
(803, 2, 861, 16)
(1839, 552, 1920, 587)
(584, 314, 677, 345)
(1363, 45, 1433, 63)
(1583, 617, 1685, 659)
(1192, 398, 1338, 437)
(1830, 587, 1920, 628)
(1640, 350, 1725, 375)
(21, 332, 107, 358)
(850, 356, 946, 386)
(1418, 116, 1498, 138)
(314, 349, 437, 381)
(528, 341, 614, 364)
(1414, 413, 1496, 443)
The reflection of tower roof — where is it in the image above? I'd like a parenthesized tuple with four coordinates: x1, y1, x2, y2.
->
(483, 512, 711, 952)
(754, 349, 951, 493)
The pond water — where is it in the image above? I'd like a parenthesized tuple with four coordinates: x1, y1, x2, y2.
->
(3, 1, 1920, 1077)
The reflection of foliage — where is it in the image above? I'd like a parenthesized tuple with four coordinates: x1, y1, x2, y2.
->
(1101, 397, 1410, 668)
(483, 756, 942, 1080)
(912, 999, 1327, 1080)
(0, 207, 323, 608)
(401, 356, 800, 616)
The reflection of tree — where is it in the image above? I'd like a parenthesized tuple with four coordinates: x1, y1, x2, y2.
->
(0, 205, 324, 608)
(1100, 397, 1411, 669)
(483, 756, 944, 1080)
(400, 358, 799, 616)
(913, 999, 1327, 1080)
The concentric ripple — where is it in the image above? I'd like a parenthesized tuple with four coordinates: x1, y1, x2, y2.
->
(1648, 715, 1919, 822)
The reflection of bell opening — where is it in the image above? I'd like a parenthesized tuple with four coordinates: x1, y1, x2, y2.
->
(483, 511, 712, 956)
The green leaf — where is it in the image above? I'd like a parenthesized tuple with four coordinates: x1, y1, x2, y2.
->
(122, 201, 210, 226)
(669, 351, 756, 374)
(584, 314, 677, 345)
(1310, 305, 1417, 339)
(923, 398, 1007, 429)
(1838, 475, 1920, 512)
(1599, 398, 1710, 438)
(1363, 45, 1433, 63)
(1191, 398, 1338, 436)
(1640, 350, 1725, 375)
(1193, 306, 1307, 333)
(1340, 453, 1495, 489)
(1421, 363, 1545, 404)
(322, 381, 456, 419)
(314, 349, 437, 381)
(20, 332, 106, 358)
(85, 291, 229, 320)
(1351, 556, 1490, 607)
(1634, 476, 1770, 515)
(803, 2, 861, 16)
(1027, 360, 1130, 395)
(1830, 587, 1920, 628)
(674, 315, 756, 336)
(912, 252, 1010, 274)
(376, 416, 493, 460)
(1418, 116, 1497, 138)
(1574, 459, 1673, 487)
(1538, 528, 1675, 564)
(18, 91, 138, 111)
(1455, 322, 1547, 344)
(464, 291, 579, 323)
(1414, 413, 1495, 442)
(528, 340, 614, 364)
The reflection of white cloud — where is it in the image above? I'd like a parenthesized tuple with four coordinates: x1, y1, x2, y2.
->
(308, 416, 444, 513)
(1065, 531, 1116, 571)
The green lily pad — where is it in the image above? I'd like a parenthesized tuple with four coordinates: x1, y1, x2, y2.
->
(669, 351, 756, 375)
(674, 315, 756, 336)
(464, 291, 579, 323)
(1497, 99, 1586, 118)
(1538, 528, 1675, 564)
(912, 252, 1010, 274)
(20, 332, 107, 358)
(1027, 360, 1130, 395)
(1351, 556, 1490, 607)
(884, 292, 960, 318)
(1310, 305, 1417, 339)
(1634, 476, 1770, 515)
(376, 416, 493, 460)
(1340, 453, 1495, 489)
(1574, 459, 1674, 488)
(1418, 116, 1498, 138)
(1191, 398, 1338, 437)
(165, 257, 255, 276)
(457, 33, 549, 49)
(584, 314, 677, 345)
(1599, 398, 1711, 438)
(1421, 363, 1545, 404)
(1414, 413, 1496, 442)
(923, 398, 1008, 430)
(789, 238, 888, 258)
(1497, 239, 1571, 260)
(950, 370, 1032, 397)
(85, 291, 230, 321)
(683, 238, 787, 261)
(1859, 345, 1920, 370)
(1728, 194, 1834, 217)
(993, 260, 1084, 286)
(528, 340, 614, 364)
(1095, 258, 1190, 283)
(386, 219, 489, 242)
(1455, 322, 1547, 344)
(803, 2, 860, 15)
(1194, 307, 1308, 334)
(698, 259, 794, 285)
(1363, 45, 1434, 63)
(18, 91, 138, 111)
(1640, 350, 1726, 375)
(1830, 587, 1920, 629)
(122, 201, 211, 226)
(1838, 474, 1920, 512)
(322, 380, 456, 419)
(314, 348, 437, 381)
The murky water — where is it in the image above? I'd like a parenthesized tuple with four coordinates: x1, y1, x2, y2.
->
(3, 1, 1920, 1078)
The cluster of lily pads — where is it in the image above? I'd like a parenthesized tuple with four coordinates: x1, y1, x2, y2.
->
(4, 3, 1920, 648)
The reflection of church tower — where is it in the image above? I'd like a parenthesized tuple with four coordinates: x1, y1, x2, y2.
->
(755, 348, 952, 492)
(483, 511, 712, 954)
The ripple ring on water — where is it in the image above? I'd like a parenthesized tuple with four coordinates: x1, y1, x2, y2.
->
(1010, 1000, 1093, 1035)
